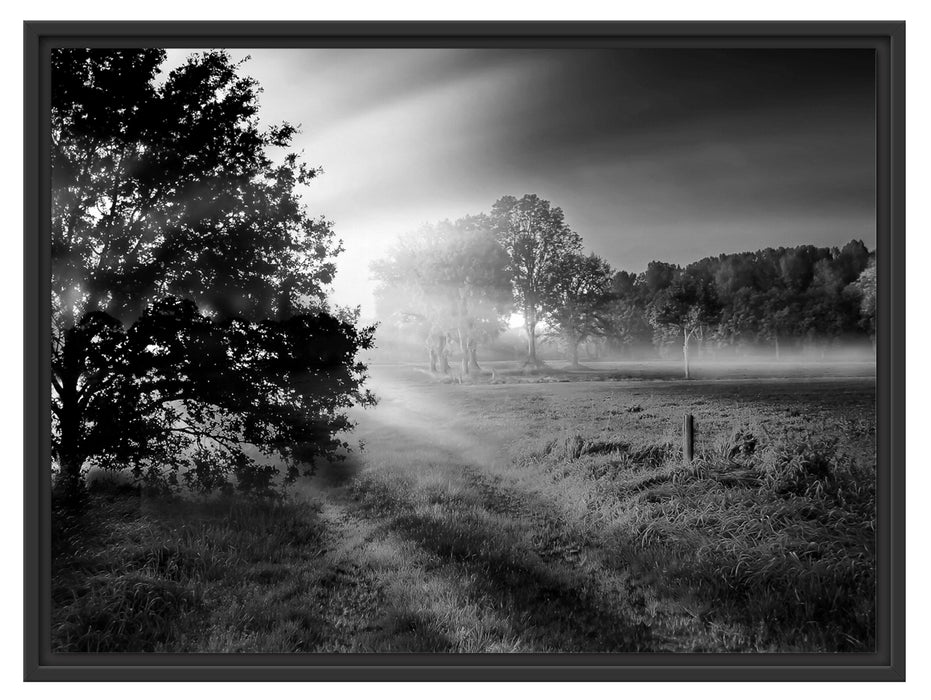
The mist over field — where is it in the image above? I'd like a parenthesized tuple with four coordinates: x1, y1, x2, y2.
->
(50, 47, 877, 655)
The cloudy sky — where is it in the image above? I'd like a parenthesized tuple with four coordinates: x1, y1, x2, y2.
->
(175, 48, 876, 315)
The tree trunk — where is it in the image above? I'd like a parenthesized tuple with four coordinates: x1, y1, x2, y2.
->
(683, 328, 691, 379)
(468, 340, 481, 371)
(524, 307, 542, 367)
(427, 331, 446, 373)
(458, 329, 469, 376)
(570, 339, 580, 369)
(55, 331, 85, 498)
(58, 400, 83, 496)
(774, 335, 781, 361)
(438, 334, 450, 374)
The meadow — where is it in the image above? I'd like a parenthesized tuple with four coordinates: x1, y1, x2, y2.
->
(52, 361, 876, 653)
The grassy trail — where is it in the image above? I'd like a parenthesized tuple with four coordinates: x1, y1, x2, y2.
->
(294, 370, 746, 652)
(53, 364, 875, 653)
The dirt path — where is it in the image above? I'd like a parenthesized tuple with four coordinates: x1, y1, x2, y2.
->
(291, 369, 537, 651)
(287, 367, 710, 652)
(281, 365, 876, 652)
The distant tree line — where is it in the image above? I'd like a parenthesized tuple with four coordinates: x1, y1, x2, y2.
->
(373, 195, 876, 378)
(607, 241, 876, 374)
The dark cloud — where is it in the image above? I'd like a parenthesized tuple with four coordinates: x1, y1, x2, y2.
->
(221, 48, 875, 310)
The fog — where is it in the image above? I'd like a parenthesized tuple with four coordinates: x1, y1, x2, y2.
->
(364, 323, 875, 369)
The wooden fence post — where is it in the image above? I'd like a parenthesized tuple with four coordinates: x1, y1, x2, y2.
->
(683, 414, 694, 463)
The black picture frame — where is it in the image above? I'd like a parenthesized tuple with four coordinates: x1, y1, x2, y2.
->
(24, 20, 906, 682)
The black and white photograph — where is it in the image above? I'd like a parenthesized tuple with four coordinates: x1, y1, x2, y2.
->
(44, 39, 885, 660)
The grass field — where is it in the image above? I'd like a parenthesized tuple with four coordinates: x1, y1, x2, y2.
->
(52, 361, 876, 653)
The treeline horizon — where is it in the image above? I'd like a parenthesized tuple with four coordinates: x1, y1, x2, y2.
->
(601, 238, 875, 361)
(371, 195, 876, 375)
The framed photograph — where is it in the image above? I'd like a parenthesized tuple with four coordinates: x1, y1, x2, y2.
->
(24, 21, 905, 681)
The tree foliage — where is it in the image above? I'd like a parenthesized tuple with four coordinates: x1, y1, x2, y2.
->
(371, 216, 512, 375)
(853, 258, 877, 340)
(53, 298, 374, 495)
(543, 253, 614, 367)
(52, 49, 373, 495)
(647, 265, 721, 378)
(52, 49, 339, 326)
(606, 241, 875, 362)
(490, 194, 583, 366)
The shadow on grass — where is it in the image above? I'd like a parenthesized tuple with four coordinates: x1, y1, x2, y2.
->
(51, 483, 466, 652)
(348, 477, 660, 652)
(402, 513, 656, 651)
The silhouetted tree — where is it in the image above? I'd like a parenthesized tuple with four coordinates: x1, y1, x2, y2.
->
(52, 49, 374, 496)
(57, 298, 375, 495)
(835, 240, 872, 285)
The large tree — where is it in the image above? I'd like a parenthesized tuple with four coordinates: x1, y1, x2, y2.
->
(51, 49, 374, 495)
(544, 253, 614, 368)
(371, 216, 512, 376)
(490, 194, 583, 367)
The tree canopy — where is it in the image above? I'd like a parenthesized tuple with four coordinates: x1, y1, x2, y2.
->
(52, 49, 374, 496)
(543, 252, 614, 368)
(606, 241, 875, 364)
(647, 266, 721, 378)
(853, 259, 877, 341)
(52, 49, 339, 326)
(490, 194, 583, 366)
(371, 216, 512, 375)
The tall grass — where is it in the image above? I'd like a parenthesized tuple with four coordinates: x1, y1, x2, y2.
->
(51, 485, 328, 652)
(52, 376, 876, 653)
(532, 421, 876, 651)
